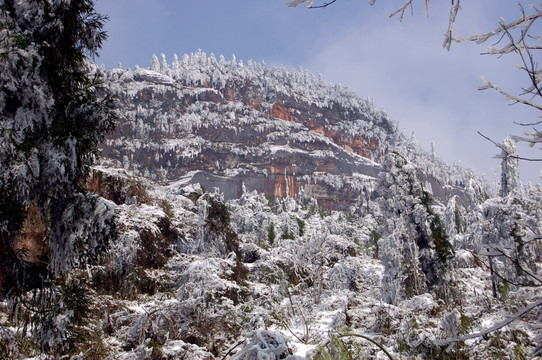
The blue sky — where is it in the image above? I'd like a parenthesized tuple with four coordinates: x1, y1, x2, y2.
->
(94, 0, 541, 184)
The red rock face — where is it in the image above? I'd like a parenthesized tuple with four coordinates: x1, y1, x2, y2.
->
(269, 171, 299, 199)
(224, 87, 235, 101)
(269, 104, 297, 123)
(101, 66, 392, 210)
(248, 101, 260, 111)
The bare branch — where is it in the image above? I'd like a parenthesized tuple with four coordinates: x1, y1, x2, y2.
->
(309, 0, 338, 9)
(525, 236, 542, 244)
(514, 120, 542, 127)
(337, 333, 396, 360)
(485, 245, 542, 285)
(471, 250, 536, 288)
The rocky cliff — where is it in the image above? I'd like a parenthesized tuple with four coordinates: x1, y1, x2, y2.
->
(100, 51, 483, 210)
(100, 51, 401, 211)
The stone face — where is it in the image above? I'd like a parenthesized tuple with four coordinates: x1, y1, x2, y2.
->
(100, 63, 395, 210)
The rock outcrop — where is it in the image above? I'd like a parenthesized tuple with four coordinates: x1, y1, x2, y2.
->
(100, 53, 396, 210)
(99, 51, 483, 210)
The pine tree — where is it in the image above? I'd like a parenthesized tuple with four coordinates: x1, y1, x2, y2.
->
(0, 0, 116, 297)
(160, 52, 169, 74)
(376, 151, 454, 304)
(171, 53, 180, 78)
(150, 53, 160, 72)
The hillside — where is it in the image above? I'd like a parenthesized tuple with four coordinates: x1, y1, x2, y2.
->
(1, 52, 541, 359)
(100, 50, 484, 210)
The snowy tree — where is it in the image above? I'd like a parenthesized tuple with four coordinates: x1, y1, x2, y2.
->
(376, 151, 454, 304)
(498, 137, 519, 197)
(171, 53, 180, 78)
(0, 0, 116, 296)
(160, 52, 169, 75)
(150, 53, 160, 72)
(472, 187, 541, 294)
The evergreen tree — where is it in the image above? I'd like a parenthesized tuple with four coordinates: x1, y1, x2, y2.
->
(171, 53, 180, 78)
(0, 0, 116, 297)
(150, 53, 160, 72)
(160, 52, 169, 75)
(376, 151, 454, 304)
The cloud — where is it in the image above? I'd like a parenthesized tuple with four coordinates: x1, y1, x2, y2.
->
(93, 0, 540, 183)
(305, 3, 540, 183)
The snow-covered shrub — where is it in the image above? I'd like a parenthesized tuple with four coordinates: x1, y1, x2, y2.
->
(88, 169, 151, 205)
(193, 192, 248, 284)
(49, 193, 116, 276)
(0, 326, 19, 359)
(311, 333, 378, 360)
(91, 203, 177, 298)
(376, 151, 454, 304)
(235, 330, 296, 360)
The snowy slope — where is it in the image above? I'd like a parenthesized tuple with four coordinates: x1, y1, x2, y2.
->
(1, 52, 540, 359)
(99, 50, 485, 211)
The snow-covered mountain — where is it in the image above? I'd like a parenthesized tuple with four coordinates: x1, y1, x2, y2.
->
(3, 51, 541, 360)
(99, 50, 485, 211)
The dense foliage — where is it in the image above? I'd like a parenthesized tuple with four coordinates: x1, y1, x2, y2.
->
(0, 0, 116, 353)
(0, 0, 116, 294)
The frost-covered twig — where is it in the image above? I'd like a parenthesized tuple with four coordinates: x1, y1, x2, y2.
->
(451, 4, 542, 48)
(286, 0, 337, 8)
(286, 286, 311, 343)
(287, 1, 542, 150)
(478, 76, 542, 113)
(456, 4, 542, 148)
(220, 340, 244, 360)
(271, 311, 306, 344)
(387, 0, 415, 22)
(337, 333, 396, 360)
(477, 132, 542, 162)
(309, 0, 338, 9)
(434, 298, 542, 353)
(443, 0, 461, 51)
(524, 235, 542, 244)
(485, 245, 542, 285)
(469, 248, 540, 287)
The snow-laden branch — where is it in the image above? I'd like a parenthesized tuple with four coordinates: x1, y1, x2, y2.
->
(454, 3, 542, 147)
(337, 333, 396, 360)
(434, 299, 542, 353)
(443, 0, 461, 51)
(477, 132, 542, 161)
(451, 4, 542, 48)
(286, 0, 338, 9)
(478, 75, 542, 112)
